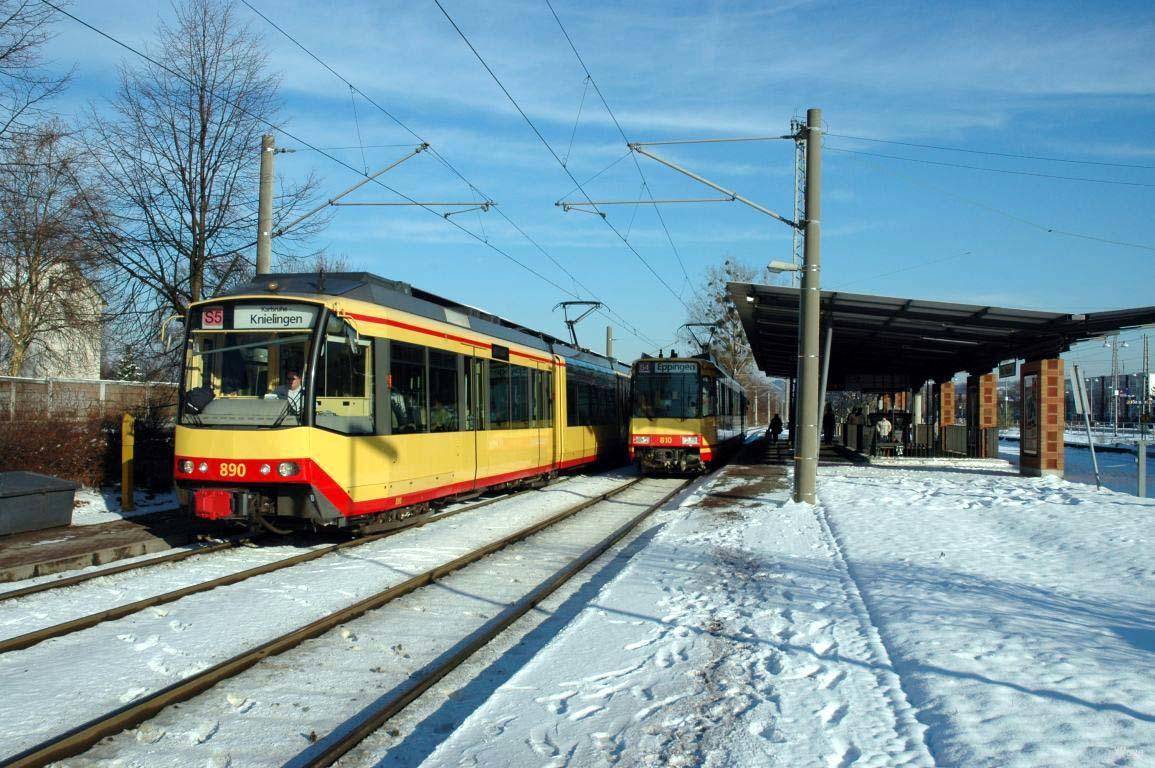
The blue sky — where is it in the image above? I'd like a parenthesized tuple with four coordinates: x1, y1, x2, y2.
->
(43, 0, 1155, 376)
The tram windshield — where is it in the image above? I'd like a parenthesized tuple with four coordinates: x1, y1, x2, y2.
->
(632, 362, 701, 419)
(179, 303, 318, 428)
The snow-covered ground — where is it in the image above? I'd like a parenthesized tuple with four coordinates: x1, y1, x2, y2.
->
(72, 487, 178, 526)
(0, 472, 633, 760)
(7, 459, 1153, 766)
(412, 461, 1154, 767)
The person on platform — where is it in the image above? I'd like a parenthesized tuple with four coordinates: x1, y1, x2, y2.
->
(768, 413, 783, 445)
(872, 413, 893, 456)
(822, 404, 835, 444)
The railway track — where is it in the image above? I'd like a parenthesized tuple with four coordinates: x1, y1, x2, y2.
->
(0, 481, 560, 655)
(3, 474, 673, 767)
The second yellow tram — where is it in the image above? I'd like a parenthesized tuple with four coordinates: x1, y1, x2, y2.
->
(628, 356, 746, 474)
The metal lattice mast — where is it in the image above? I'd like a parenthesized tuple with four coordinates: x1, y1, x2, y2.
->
(791, 117, 806, 289)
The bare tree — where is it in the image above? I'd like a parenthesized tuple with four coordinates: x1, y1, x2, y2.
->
(89, 0, 323, 358)
(680, 259, 764, 378)
(0, 0, 69, 146)
(0, 121, 107, 376)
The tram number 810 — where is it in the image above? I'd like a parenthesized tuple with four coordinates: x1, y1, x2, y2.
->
(657, 436, 674, 445)
(220, 462, 247, 478)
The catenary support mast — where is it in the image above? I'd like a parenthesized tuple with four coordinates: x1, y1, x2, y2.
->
(794, 108, 822, 504)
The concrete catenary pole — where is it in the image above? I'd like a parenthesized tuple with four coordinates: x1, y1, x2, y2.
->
(256, 133, 275, 275)
(794, 108, 822, 504)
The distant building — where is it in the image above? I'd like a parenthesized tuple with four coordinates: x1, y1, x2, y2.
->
(1065, 373, 1154, 425)
(0, 264, 103, 380)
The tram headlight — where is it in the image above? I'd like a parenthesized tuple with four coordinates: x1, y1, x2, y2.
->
(681, 435, 701, 446)
(633, 436, 650, 445)
(179, 460, 194, 474)
(277, 461, 300, 477)
(259, 463, 272, 476)
(197, 461, 209, 473)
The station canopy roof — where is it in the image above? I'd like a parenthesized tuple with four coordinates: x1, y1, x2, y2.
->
(729, 283, 1155, 391)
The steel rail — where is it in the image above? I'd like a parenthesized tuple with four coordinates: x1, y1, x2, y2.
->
(3, 477, 643, 768)
(300, 478, 690, 767)
(0, 484, 547, 654)
(0, 536, 241, 603)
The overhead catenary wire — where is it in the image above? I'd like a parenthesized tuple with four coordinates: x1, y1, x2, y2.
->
(834, 146, 1155, 253)
(432, 0, 691, 311)
(826, 131, 1155, 171)
(236, 0, 656, 348)
(543, 0, 693, 293)
(40, 2, 667, 351)
(826, 145, 1155, 189)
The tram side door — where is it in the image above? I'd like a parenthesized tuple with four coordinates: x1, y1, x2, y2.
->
(464, 355, 483, 489)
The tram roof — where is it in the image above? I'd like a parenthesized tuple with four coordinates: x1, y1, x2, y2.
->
(220, 272, 628, 374)
(728, 282, 1155, 390)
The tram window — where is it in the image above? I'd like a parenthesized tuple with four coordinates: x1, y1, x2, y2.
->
(535, 370, 553, 428)
(578, 382, 592, 426)
(510, 365, 530, 429)
(465, 357, 483, 430)
(701, 377, 716, 417)
(489, 359, 511, 429)
(429, 349, 460, 432)
(566, 376, 578, 427)
(316, 328, 374, 436)
(390, 342, 426, 434)
(543, 371, 553, 427)
(529, 370, 540, 427)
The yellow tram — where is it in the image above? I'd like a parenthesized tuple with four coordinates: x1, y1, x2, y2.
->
(174, 272, 629, 531)
(628, 355, 746, 474)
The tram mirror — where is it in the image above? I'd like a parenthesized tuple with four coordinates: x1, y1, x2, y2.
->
(345, 323, 361, 355)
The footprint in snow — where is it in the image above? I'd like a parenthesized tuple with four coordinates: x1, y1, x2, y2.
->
(826, 739, 861, 768)
(185, 719, 219, 745)
(226, 693, 254, 713)
(812, 638, 837, 657)
(819, 702, 848, 725)
(568, 704, 604, 722)
(169, 619, 191, 633)
(134, 634, 160, 651)
(134, 723, 166, 744)
(534, 690, 576, 715)
(655, 646, 674, 668)
(527, 726, 558, 757)
(819, 669, 845, 690)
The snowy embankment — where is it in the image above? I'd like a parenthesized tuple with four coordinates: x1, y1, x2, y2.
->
(1002, 426, 1155, 454)
(419, 463, 1153, 768)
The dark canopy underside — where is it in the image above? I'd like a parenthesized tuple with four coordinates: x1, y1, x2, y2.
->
(729, 283, 1155, 391)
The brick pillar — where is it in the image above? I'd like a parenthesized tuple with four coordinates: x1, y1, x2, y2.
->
(966, 372, 999, 457)
(939, 382, 955, 426)
(1020, 358, 1064, 477)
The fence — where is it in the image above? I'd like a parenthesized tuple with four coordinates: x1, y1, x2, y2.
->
(0, 376, 178, 489)
(0, 376, 178, 421)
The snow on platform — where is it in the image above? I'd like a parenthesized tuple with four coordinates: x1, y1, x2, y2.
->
(72, 487, 178, 526)
(416, 459, 1153, 768)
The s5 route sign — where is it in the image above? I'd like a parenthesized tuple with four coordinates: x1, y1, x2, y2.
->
(202, 306, 224, 329)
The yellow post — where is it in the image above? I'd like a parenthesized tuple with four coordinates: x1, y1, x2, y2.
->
(121, 412, 135, 512)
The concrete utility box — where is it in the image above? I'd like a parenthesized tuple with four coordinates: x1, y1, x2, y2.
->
(0, 472, 77, 535)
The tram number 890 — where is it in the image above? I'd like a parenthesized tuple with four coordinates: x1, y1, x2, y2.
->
(220, 462, 247, 478)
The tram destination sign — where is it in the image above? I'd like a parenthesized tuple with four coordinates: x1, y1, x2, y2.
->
(202, 303, 318, 331)
(637, 361, 697, 374)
